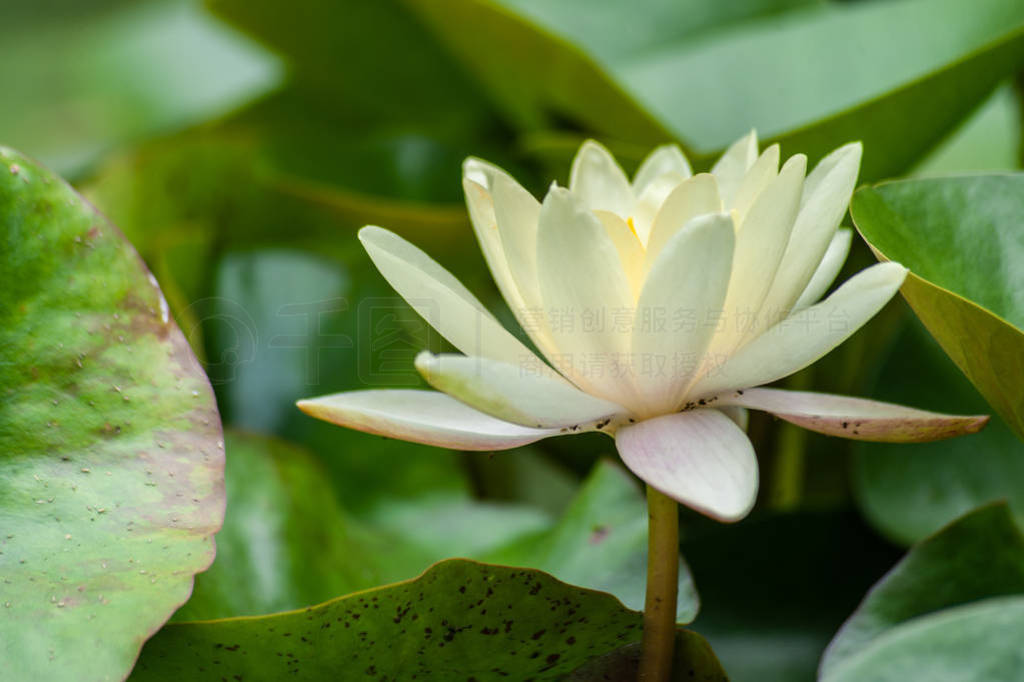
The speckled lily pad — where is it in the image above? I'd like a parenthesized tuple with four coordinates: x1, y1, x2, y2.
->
(0, 147, 225, 681)
(130, 559, 724, 681)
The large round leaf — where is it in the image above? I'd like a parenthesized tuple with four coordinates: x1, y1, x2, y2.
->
(0, 147, 225, 681)
(131, 560, 724, 681)
(852, 174, 1024, 439)
(820, 503, 1024, 680)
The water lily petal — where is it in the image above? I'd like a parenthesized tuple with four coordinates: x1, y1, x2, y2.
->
(643, 173, 721, 271)
(536, 186, 636, 401)
(297, 390, 557, 450)
(463, 170, 528, 315)
(490, 169, 544, 306)
(633, 144, 692, 195)
(633, 172, 688, 245)
(731, 143, 780, 224)
(632, 213, 734, 414)
(718, 154, 806, 350)
(711, 130, 758, 207)
(714, 387, 989, 442)
(464, 160, 563, 363)
(793, 228, 853, 310)
(359, 226, 543, 369)
(761, 143, 862, 324)
(693, 262, 907, 397)
(615, 410, 758, 522)
(594, 209, 646, 299)
(416, 352, 625, 429)
(570, 139, 633, 216)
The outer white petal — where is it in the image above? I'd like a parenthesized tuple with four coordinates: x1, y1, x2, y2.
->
(631, 213, 734, 415)
(761, 143, 863, 323)
(570, 139, 633, 216)
(415, 352, 626, 429)
(463, 172, 529, 315)
(297, 390, 557, 451)
(490, 169, 543, 308)
(643, 173, 722, 272)
(633, 144, 692, 194)
(716, 154, 806, 350)
(464, 159, 561, 363)
(536, 186, 636, 401)
(693, 262, 908, 397)
(359, 226, 543, 369)
(711, 130, 759, 207)
(594, 209, 646, 299)
(714, 387, 989, 442)
(793, 228, 853, 310)
(615, 410, 758, 522)
(730, 143, 780, 221)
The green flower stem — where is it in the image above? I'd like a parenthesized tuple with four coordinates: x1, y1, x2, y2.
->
(638, 485, 678, 682)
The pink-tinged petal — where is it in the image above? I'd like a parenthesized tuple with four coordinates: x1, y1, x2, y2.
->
(297, 390, 557, 451)
(713, 387, 989, 443)
(615, 410, 758, 522)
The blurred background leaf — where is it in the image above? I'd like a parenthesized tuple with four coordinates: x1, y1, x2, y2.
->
(0, 0, 279, 177)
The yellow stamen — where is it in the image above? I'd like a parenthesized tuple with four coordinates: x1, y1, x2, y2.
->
(627, 216, 640, 241)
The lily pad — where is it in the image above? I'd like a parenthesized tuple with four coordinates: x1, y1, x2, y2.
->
(851, 174, 1024, 439)
(0, 148, 225, 680)
(131, 560, 722, 681)
(820, 503, 1024, 680)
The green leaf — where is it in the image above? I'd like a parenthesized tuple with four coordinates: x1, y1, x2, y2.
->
(853, 317, 1024, 544)
(823, 597, 1024, 682)
(409, 0, 1024, 179)
(0, 148, 224, 680)
(132, 560, 722, 681)
(820, 503, 1024, 680)
(204, 0, 492, 128)
(484, 459, 700, 623)
(851, 174, 1024, 439)
(0, 0, 278, 177)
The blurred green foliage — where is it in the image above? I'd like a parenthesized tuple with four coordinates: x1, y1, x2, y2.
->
(4, 0, 1024, 679)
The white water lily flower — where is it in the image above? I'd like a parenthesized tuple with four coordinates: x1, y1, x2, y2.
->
(299, 132, 987, 522)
